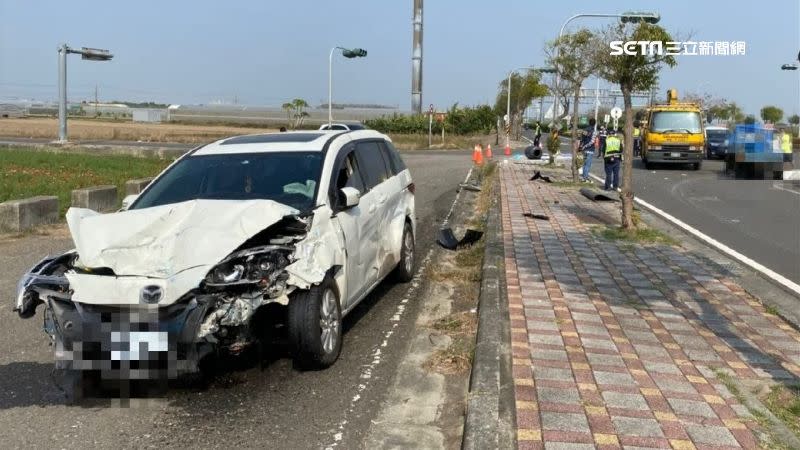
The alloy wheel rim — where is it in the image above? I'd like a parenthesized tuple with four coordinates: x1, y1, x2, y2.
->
(320, 289, 340, 354)
(404, 231, 414, 273)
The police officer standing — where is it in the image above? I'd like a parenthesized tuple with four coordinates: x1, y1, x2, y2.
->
(603, 129, 623, 191)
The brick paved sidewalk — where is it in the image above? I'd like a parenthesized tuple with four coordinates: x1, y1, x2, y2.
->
(500, 163, 800, 449)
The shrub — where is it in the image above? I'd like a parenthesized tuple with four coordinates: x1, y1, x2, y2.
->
(364, 104, 496, 135)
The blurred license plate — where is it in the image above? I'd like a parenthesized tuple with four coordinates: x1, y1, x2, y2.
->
(670, 152, 681, 157)
(110, 331, 169, 360)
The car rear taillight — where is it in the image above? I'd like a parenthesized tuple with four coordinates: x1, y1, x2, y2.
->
(407, 183, 415, 194)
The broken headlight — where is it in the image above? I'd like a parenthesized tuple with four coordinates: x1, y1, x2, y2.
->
(204, 246, 292, 287)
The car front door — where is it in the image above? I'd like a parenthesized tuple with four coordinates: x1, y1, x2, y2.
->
(329, 146, 375, 306)
(353, 140, 393, 287)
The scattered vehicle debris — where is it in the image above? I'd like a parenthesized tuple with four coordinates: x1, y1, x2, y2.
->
(580, 187, 619, 202)
(523, 212, 550, 220)
(437, 228, 484, 250)
(458, 183, 482, 192)
(524, 145, 543, 160)
(530, 171, 552, 183)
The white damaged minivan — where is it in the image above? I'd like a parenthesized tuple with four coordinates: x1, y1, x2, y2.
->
(15, 130, 416, 379)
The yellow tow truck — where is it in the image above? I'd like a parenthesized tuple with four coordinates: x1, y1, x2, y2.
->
(640, 89, 705, 170)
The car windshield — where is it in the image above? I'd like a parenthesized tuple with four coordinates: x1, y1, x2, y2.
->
(131, 152, 323, 212)
(706, 130, 728, 140)
(650, 111, 702, 133)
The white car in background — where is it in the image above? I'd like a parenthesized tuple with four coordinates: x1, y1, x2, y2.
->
(16, 130, 416, 380)
(319, 122, 366, 131)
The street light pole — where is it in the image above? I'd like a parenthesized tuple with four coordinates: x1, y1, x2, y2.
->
(328, 46, 367, 128)
(549, 12, 659, 130)
(329, 46, 343, 127)
(56, 44, 113, 144)
(58, 44, 68, 143)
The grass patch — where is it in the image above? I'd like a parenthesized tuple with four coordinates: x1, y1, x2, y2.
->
(592, 225, 679, 246)
(454, 243, 485, 267)
(0, 146, 170, 216)
(426, 312, 478, 375)
(428, 266, 482, 284)
(763, 384, 800, 437)
(0, 117, 274, 143)
(764, 304, 780, 316)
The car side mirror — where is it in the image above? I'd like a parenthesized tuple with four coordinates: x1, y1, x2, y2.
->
(338, 187, 360, 209)
(120, 194, 138, 211)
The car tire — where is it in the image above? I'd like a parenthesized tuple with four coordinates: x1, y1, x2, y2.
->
(644, 161, 653, 170)
(287, 276, 342, 370)
(693, 161, 702, 171)
(393, 222, 415, 282)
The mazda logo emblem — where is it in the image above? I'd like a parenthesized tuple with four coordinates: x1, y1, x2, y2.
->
(140, 285, 163, 304)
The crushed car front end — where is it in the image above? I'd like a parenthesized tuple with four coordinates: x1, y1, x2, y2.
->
(14, 199, 332, 380)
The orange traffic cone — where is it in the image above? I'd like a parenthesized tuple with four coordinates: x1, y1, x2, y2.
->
(473, 144, 484, 165)
(504, 144, 511, 156)
(485, 144, 493, 159)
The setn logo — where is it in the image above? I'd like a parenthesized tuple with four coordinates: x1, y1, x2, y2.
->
(610, 40, 747, 56)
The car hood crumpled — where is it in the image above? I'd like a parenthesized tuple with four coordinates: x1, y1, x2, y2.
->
(66, 199, 300, 279)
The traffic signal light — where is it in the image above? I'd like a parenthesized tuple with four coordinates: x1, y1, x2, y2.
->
(342, 48, 367, 58)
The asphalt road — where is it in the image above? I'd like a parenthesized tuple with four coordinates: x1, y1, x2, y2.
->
(0, 150, 474, 449)
(604, 158, 800, 285)
(524, 131, 800, 285)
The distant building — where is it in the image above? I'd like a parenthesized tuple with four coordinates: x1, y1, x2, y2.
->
(132, 108, 167, 123)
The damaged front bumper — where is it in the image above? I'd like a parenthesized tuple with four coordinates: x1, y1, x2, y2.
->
(45, 296, 212, 379)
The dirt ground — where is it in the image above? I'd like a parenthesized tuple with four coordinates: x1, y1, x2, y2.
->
(0, 117, 275, 143)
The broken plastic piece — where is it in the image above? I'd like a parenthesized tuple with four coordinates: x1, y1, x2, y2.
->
(436, 228, 484, 250)
(458, 183, 482, 192)
(579, 188, 619, 202)
(530, 171, 552, 183)
(523, 213, 550, 221)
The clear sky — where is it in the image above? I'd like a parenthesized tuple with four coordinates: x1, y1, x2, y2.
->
(1, 0, 798, 117)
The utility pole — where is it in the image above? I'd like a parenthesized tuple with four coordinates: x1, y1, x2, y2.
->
(94, 84, 98, 116)
(411, 0, 423, 114)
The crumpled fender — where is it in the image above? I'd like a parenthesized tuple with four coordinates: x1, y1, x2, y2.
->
(284, 208, 343, 289)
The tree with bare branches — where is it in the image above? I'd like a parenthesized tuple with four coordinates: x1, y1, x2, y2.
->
(545, 29, 604, 181)
(596, 22, 677, 229)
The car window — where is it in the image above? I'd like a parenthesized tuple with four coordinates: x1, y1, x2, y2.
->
(380, 141, 407, 175)
(355, 141, 391, 190)
(131, 152, 323, 212)
(335, 151, 366, 192)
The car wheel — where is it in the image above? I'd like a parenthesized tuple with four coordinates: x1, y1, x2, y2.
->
(644, 161, 653, 170)
(393, 222, 415, 282)
(693, 161, 702, 171)
(287, 276, 342, 369)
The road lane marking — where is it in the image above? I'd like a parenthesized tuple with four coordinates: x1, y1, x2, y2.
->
(325, 166, 474, 449)
(588, 173, 800, 296)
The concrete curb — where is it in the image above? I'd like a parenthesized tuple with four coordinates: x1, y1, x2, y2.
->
(462, 183, 515, 450)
